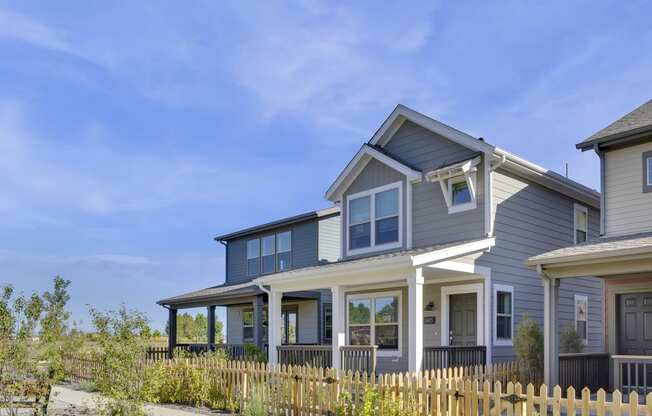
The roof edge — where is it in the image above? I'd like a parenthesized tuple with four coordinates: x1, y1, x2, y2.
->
(576, 125, 652, 151)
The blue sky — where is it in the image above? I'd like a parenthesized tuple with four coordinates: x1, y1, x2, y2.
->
(1, 1, 651, 332)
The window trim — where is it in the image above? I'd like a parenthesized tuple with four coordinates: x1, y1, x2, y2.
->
(493, 284, 514, 346)
(573, 203, 588, 245)
(574, 294, 588, 345)
(345, 181, 403, 257)
(447, 172, 477, 214)
(346, 290, 402, 357)
(246, 238, 261, 277)
(644, 152, 652, 193)
(260, 234, 276, 275)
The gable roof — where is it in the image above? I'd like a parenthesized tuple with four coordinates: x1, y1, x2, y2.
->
(577, 100, 652, 151)
(325, 143, 422, 202)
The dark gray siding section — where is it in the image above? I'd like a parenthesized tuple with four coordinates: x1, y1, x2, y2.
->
(318, 215, 341, 263)
(477, 169, 603, 362)
(384, 121, 485, 247)
(225, 221, 319, 284)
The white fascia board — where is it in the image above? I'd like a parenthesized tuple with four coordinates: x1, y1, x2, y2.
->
(411, 238, 496, 267)
(325, 144, 422, 202)
(254, 253, 413, 288)
(493, 148, 600, 209)
(425, 156, 481, 182)
(526, 245, 652, 269)
(370, 104, 494, 155)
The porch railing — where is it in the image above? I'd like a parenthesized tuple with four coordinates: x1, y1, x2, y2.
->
(277, 344, 332, 368)
(169, 343, 264, 360)
(423, 346, 486, 370)
(559, 353, 611, 394)
(340, 345, 378, 375)
(613, 355, 652, 395)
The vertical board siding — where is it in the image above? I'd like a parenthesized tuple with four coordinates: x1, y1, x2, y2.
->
(384, 121, 485, 247)
(298, 300, 319, 344)
(227, 306, 244, 345)
(477, 169, 603, 362)
(604, 141, 652, 236)
(225, 221, 320, 284)
(318, 215, 341, 263)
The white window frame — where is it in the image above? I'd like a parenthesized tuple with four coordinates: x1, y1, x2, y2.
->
(573, 203, 588, 245)
(447, 172, 477, 214)
(493, 284, 514, 346)
(574, 294, 588, 345)
(647, 157, 652, 186)
(346, 290, 402, 357)
(345, 181, 403, 256)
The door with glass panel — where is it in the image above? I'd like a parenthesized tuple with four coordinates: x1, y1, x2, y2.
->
(281, 307, 298, 344)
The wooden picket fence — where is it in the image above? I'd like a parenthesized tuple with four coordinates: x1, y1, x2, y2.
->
(63, 355, 652, 415)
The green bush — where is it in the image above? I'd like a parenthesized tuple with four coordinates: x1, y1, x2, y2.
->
(514, 314, 544, 384)
(560, 322, 584, 353)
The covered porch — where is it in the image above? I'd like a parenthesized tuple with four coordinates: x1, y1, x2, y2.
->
(528, 232, 652, 393)
(157, 281, 327, 360)
(256, 238, 495, 374)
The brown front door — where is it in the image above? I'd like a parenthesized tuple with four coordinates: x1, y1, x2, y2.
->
(618, 292, 652, 355)
(449, 293, 477, 346)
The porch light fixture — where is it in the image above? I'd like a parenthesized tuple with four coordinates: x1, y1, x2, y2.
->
(424, 301, 435, 311)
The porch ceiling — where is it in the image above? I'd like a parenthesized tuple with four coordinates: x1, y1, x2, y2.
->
(527, 231, 652, 278)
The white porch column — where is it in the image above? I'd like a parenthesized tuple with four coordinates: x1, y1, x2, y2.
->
(408, 268, 424, 373)
(331, 285, 346, 372)
(268, 289, 283, 365)
(543, 276, 559, 387)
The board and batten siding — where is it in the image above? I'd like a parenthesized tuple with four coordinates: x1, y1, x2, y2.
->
(225, 222, 319, 284)
(604, 141, 652, 236)
(384, 121, 485, 247)
(476, 169, 603, 361)
(318, 215, 341, 263)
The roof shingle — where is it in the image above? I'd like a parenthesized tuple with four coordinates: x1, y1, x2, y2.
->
(578, 100, 652, 148)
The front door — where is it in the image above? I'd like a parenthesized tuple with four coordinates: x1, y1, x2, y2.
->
(449, 293, 477, 346)
(618, 292, 652, 355)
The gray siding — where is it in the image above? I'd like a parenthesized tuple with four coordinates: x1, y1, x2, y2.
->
(385, 121, 485, 247)
(318, 215, 341, 263)
(226, 221, 319, 284)
(298, 300, 319, 343)
(227, 306, 244, 345)
(477, 169, 603, 361)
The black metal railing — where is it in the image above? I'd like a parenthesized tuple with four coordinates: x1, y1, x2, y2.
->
(559, 353, 610, 394)
(423, 346, 487, 371)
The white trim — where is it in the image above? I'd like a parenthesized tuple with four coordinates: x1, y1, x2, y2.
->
(447, 173, 478, 214)
(425, 156, 482, 182)
(646, 156, 652, 186)
(411, 237, 496, 267)
(574, 294, 588, 346)
(346, 290, 403, 357)
(406, 181, 413, 249)
(484, 271, 493, 365)
(346, 181, 403, 257)
(440, 283, 484, 346)
(408, 269, 424, 372)
(325, 144, 421, 202)
(484, 156, 493, 237)
(492, 284, 514, 346)
(370, 105, 494, 154)
(573, 203, 588, 245)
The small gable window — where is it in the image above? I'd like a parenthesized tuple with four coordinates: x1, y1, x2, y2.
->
(346, 182, 402, 255)
(425, 156, 480, 214)
(574, 204, 588, 244)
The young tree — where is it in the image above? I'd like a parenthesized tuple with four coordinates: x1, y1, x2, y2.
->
(38, 276, 72, 381)
(514, 314, 544, 384)
(560, 322, 584, 353)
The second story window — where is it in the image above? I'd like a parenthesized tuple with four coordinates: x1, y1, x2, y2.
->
(261, 235, 275, 274)
(277, 231, 292, 271)
(645, 152, 652, 193)
(247, 239, 260, 276)
(347, 182, 402, 255)
(574, 204, 588, 244)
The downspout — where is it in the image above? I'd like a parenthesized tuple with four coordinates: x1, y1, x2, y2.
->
(593, 144, 606, 236)
(484, 153, 507, 237)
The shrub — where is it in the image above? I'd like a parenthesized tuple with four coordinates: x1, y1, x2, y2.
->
(514, 314, 544, 384)
(560, 322, 584, 353)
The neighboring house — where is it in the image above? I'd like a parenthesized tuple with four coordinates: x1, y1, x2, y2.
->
(528, 100, 652, 390)
(158, 104, 602, 374)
